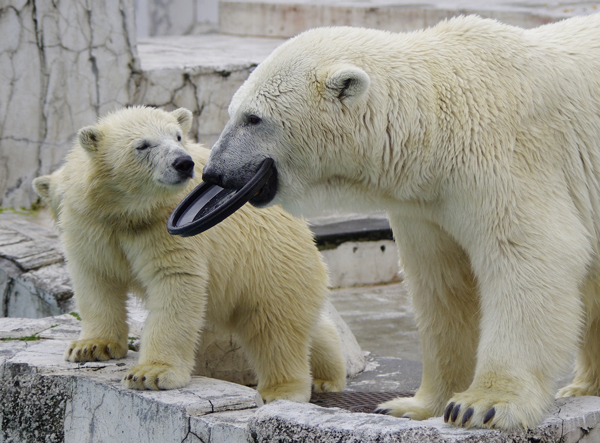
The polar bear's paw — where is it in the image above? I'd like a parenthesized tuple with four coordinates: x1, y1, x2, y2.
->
(64, 339, 127, 362)
(374, 396, 438, 420)
(442, 388, 546, 430)
(313, 377, 345, 393)
(557, 380, 600, 398)
(122, 363, 191, 390)
(259, 380, 312, 403)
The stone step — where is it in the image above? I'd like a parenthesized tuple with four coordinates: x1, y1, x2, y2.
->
(1, 318, 598, 442)
(218, 0, 599, 38)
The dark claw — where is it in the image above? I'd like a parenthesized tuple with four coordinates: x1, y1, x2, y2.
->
(373, 408, 391, 415)
(462, 407, 474, 425)
(483, 407, 496, 425)
(141, 376, 146, 382)
(451, 404, 460, 423)
(91, 345, 97, 352)
(127, 374, 133, 380)
(67, 348, 73, 356)
(444, 402, 455, 422)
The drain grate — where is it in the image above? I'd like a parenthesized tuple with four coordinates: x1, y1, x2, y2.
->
(310, 391, 414, 414)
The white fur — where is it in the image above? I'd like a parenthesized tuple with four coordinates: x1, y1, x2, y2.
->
(205, 15, 600, 430)
(34, 106, 346, 402)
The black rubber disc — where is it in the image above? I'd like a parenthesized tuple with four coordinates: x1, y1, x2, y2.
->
(167, 158, 274, 237)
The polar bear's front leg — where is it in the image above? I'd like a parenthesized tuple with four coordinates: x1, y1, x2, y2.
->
(64, 270, 130, 363)
(443, 193, 589, 430)
(122, 273, 208, 390)
(376, 218, 480, 420)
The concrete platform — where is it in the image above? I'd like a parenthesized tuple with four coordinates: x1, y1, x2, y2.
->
(2, 324, 599, 442)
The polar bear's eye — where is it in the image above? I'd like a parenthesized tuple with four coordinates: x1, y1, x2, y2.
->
(247, 115, 262, 125)
(137, 141, 151, 151)
(177, 134, 182, 142)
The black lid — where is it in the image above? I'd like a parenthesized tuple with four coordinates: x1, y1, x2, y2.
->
(167, 158, 274, 237)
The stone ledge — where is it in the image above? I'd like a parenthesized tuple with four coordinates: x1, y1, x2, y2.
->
(249, 398, 600, 443)
(0, 339, 263, 443)
(1, 331, 599, 442)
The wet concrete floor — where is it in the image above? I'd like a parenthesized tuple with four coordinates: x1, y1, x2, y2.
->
(330, 281, 421, 363)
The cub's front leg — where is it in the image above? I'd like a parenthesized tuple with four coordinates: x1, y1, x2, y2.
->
(122, 265, 208, 391)
(64, 268, 130, 363)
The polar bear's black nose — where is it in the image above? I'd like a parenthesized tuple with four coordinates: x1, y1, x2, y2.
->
(202, 165, 223, 187)
(173, 156, 195, 178)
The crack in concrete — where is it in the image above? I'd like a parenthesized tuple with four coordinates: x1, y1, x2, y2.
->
(88, 388, 106, 440)
(2, 278, 15, 317)
(182, 416, 208, 443)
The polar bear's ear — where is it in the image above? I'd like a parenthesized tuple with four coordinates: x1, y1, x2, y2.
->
(323, 66, 370, 103)
(78, 126, 102, 153)
(32, 176, 51, 200)
(171, 108, 193, 135)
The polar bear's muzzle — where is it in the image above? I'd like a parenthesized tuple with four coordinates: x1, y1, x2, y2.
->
(202, 159, 278, 208)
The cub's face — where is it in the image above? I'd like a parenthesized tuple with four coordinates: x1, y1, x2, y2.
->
(77, 107, 195, 197)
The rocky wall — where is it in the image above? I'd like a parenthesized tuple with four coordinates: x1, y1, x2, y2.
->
(0, 0, 140, 209)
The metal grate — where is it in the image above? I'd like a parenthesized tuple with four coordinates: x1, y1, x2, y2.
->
(310, 391, 414, 414)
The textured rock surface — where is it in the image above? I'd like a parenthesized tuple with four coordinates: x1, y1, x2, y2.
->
(248, 398, 600, 443)
(0, 338, 263, 443)
(0, 0, 285, 209)
(0, 0, 140, 208)
(0, 216, 72, 318)
(1, 334, 598, 443)
(135, 0, 219, 37)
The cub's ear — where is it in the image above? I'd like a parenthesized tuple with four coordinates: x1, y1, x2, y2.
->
(78, 126, 102, 153)
(32, 176, 51, 200)
(322, 66, 370, 103)
(172, 108, 193, 135)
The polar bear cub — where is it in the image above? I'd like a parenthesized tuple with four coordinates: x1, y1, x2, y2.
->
(33, 106, 346, 402)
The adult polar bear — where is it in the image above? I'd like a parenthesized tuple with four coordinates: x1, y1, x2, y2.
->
(202, 14, 600, 430)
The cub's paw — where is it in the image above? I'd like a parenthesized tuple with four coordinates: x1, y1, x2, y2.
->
(557, 380, 600, 398)
(374, 396, 438, 420)
(259, 380, 312, 403)
(122, 363, 191, 390)
(313, 377, 346, 393)
(64, 339, 127, 362)
(443, 388, 546, 430)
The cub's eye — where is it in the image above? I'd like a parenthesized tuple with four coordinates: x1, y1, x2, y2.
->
(136, 141, 151, 151)
(176, 134, 182, 142)
(247, 115, 261, 125)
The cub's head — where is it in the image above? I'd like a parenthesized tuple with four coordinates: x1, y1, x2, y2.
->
(202, 28, 373, 216)
(77, 106, 195, 199)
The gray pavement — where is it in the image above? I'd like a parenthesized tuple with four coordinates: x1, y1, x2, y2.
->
(330, 282, 421, 363)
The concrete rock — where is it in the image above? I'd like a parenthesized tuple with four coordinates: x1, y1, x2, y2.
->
(248, 398, 600, 443)
(0, 338, 263, 443)
(0, 0, 139, 208)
